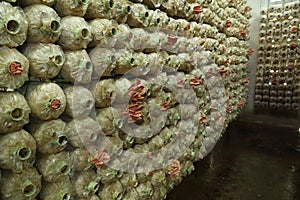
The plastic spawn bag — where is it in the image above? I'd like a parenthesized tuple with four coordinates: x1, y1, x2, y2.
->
(91, 79, 116, 108)
(60, 50, 92, 83)
(63, 85, 95, 119)
(0, 166, 41, 200)
(26, 119, 68, 154)
(98, 180, 123, 200)
(18, 0, 55, 7)
(108, 0, 132, 24)
(36, 151, 71, 182)
(65, 117, 101, 148)
(55, 0, 90, 17)
(25, 82, 66, 121)
(21, 43, 64, 79)
(0, 129, 36, 173)
(89, 48, 116, 77)
(23, 4, 61, 43)
(0, 47, 29, 89)
(85, 0, 114, 19)
(58, 16, 92, 50)
(126, 3, 151, 28)
(39, 178, 72, 200)
(0, 92, 31, 134)
(96, 107, 122, 136)
(70, 147, 93, 172)
(72, 171, 100, 198)
(0, 2, 28, 47)
(88, 18, 119, 48)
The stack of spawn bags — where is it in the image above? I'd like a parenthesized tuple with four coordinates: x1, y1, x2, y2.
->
(0, 0, 251, 199)
(255, 2, 300, 110)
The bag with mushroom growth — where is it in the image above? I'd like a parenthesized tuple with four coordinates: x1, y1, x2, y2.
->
(24, 82, 66, 121)
(0, 47, 29, 89)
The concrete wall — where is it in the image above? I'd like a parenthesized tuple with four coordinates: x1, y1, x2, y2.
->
(246, 0, 273, 110)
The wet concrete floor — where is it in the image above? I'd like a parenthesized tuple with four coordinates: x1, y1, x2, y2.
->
(167, 112, 300, 200)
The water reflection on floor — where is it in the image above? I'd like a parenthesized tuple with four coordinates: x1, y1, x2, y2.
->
(167, 118, 300, 200)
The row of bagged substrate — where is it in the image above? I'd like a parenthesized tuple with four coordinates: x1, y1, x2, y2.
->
(0, 0, 252, 199)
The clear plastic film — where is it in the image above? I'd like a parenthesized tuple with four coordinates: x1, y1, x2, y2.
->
(65, 117, 101, 148)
